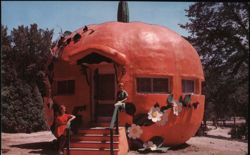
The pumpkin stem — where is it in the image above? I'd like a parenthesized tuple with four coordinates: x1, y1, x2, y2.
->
(117, 1, 129, 23)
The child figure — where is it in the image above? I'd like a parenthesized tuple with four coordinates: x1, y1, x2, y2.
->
(55, 105, 75, 154)
(115, 82, 128, 107)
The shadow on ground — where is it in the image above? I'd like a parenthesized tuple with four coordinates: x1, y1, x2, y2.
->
(168, 143, 191, 150)
(10, 141, 58, 155)
(203, 135, 248, 143)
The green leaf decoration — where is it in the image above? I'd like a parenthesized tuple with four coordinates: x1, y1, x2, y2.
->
(184, 94, 191, 105)
(138, 148, 152, 153)
(192, 101, 199, 109)
(129, 139, 144, 150)
(66, 38, 71, 45)
(149, 136, 164, 147)
(179, 96, 184, 105)
(155, 147, 170, 152)
(125, 102, 136, 116)
(138, 148, 168, 153)
(73, 33, 81, 43)
(154, 102, 160, 108)
(133, 113, 154, 126)
(160, 105, 172, 112)
(167, 94, 173, 104)
(63, 30, 72, 36)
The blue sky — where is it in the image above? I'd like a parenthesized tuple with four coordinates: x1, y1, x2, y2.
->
(2, 1, 193, 41)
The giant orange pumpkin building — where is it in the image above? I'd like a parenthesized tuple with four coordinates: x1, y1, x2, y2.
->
(45, 5, 205, 155)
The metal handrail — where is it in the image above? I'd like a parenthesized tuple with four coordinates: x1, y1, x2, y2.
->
(109, 103, 123, 155)
(66, 103, 122, 155)
(66, 124, 71, 155)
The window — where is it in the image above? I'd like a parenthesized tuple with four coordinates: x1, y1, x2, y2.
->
(201, 81, 205, 95)
(57, 80, 75, 95)
(137, 77, 170, 93)
(182, 79, 195, 93)
(137, 78, 151, 92)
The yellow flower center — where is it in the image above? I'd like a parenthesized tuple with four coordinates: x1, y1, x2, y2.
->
(152, 111, 158, 118)
(132, 128, 137, 134)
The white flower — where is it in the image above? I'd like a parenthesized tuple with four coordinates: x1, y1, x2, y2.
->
(177, 102, 182, 113)
(148, 107, 163, 122)
(172, 100, 179, 116)
(172, 100, 183, 116)
(156, 111, 168, 126)
(127, 124, 143, 139)
(143, 141, 157, 151)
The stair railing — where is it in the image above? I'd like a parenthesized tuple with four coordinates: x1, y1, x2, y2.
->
(66, 123, 71, 155)
(109, 103, 123, 155)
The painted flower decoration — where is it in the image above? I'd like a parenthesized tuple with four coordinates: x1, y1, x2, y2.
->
(172, 100, 179, 116)
(148, 107, 163, 122)
(127, 124, 143, 139)
(143, 141, 157, 151)
(156, 111, 168, 126)
(177, 102, 182, 113)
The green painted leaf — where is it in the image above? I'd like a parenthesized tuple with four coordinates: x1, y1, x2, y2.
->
(184, 94, 191, 105)
(63, 30, 72, 36)
(193, 101, 199, 109)
(167, 94, 173, 104)
(138, 148, 152, 153)
(154, 102, 160, 108)
(160, 105, 172, 112)
(129, 139, 144, 150)
(179, 96, 186, 106)
(125, 102, 136, 116)
(133, 113, 154, 126)
(155, 147, 170, 152)
(149, 136, 164, 146)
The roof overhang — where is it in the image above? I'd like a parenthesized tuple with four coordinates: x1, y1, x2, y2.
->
(68, 44, 127, 66)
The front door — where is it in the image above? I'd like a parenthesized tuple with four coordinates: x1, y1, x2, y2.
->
(93, 65, 116, 122)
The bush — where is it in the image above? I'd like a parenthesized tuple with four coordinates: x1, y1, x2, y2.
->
(1, 80, 48, 133)
(229, 124, 248, 140)
(1, 24, 53, 133)
(195, 123, 208, 136)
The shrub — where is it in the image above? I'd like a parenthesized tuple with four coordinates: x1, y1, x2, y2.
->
(229, 124, 248, 140)
(1, 80, 48, 133)
(1, 24, 53, 133)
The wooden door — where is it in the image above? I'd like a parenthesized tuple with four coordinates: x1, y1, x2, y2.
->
(94, 71, 115, 120)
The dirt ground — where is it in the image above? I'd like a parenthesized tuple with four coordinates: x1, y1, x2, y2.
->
(1, 126, 248, 155)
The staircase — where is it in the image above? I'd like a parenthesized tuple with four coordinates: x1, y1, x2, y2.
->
(63, 126, 128, 155)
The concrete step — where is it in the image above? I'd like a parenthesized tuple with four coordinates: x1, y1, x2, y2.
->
(71, 134, 119, 141)
(78, 127, 121, 135)
(70, 140, 119, 149)
(90, 122, 110, 127)
(64, 147, 119, 155)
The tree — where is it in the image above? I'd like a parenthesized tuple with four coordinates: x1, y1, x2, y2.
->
(117, 1, 129, 23)
(1, 24, 54, 133)
(180, 3, 249, 122)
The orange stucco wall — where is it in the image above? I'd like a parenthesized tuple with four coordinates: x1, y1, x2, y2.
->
(53, 59, 91, 127)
